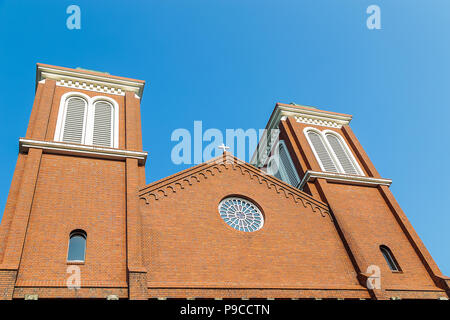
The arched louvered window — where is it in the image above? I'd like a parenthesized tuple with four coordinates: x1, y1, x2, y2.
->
(325, 132, 361, 175)
(278, 141, 300, 187)
(304, 128, 364, 176)
(67, 230, 87, 262)
(61, 97, 88, 144)
(92, 101, 114, 147)
(268, 158, 283, 180)
(55, 93, 119, 148)
(306, 130, 339, 173)
(380, 245, 401, 272)
(267, 141, 300, 187)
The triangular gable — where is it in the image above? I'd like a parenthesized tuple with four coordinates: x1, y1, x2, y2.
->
(139, 152, 332, 220)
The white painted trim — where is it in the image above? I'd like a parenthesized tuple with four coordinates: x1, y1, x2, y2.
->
(322, 129, 364, 176)
(54, 92, 119, 148)
(37, 64, 145, 98)
(19, 138, 148, 165)
(298, 170, 391, 190)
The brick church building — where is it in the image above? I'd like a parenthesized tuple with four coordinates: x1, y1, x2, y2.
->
(0, 64, 448, 300)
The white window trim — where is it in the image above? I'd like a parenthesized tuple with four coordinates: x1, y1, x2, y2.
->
(54, 92, 119, 148)
(303, 127, 364, 176)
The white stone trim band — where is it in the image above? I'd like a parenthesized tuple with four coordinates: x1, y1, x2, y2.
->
(298, 170, 392, 190)
(19, 138, 148, 165)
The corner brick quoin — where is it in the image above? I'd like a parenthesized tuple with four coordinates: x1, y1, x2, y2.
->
(139, 153, 332, 221)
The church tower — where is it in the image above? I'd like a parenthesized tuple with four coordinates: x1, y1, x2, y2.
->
(252, 103, 450, 299)
(0, 64, 147, 300)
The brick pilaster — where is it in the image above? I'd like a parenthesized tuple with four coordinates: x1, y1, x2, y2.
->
(30, 79, 56, 140)
(1, 148, 42, 269)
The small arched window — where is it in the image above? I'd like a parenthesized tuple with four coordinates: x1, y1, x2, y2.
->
(61, 97, 88, 144)
(380, 245, 400, 271)
(92, 100, 114, 147)
(67, 230, 87, 262)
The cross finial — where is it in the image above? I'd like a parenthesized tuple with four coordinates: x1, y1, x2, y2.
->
(218, 143, 230, 153)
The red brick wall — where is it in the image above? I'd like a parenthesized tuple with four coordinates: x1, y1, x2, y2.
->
(281, 115, 448, 298)
(15, 154, 127, 288)
(140, 164, 361, 295)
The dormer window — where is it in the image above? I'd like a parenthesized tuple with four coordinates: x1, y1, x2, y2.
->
(54, 92, 119, 148)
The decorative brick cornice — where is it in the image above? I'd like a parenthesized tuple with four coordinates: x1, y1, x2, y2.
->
(139, 153, 332, 220)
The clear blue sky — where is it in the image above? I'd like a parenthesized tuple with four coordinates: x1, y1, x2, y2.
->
(0, 0, 449, 275)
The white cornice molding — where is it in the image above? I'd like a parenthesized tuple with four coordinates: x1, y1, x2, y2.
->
(273, 104, 352, 130)
(298, 170, 392, 190)
(37, 65, 145, 98)
(251, 104, 352, 166)
(19, 138, 148, 165)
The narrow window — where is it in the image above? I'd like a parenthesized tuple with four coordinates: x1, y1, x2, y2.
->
(380, 245, 400, 271)
(306, 130, 339, 173)
(92, 100, 114, 147)
(62, 97, 87, 144)
(278, 141, 300, 187)
(268, 158, 283, 180)
(325, 133, 360, 175)
(67, 230, 87, 262)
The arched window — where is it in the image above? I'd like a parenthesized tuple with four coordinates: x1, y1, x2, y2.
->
(67, 230, 87, 262)
(325, 132, 361, 175)
(278, 141, 300, 187)
(305, 129, 339, 173)
(380, 245, 400, 271)
(304, 128, 364, 176)
(92, 100, 114, 147)
(61, 96, 88, 144)
(55, 93, 119, 148)
(267, 141, 300, 187)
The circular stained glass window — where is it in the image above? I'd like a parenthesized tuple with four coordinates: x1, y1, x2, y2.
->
(218, 197, 264, 232)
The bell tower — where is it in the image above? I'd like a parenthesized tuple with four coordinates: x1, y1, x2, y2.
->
(0, 64, 148, 300)
(253, 103, 450, 299)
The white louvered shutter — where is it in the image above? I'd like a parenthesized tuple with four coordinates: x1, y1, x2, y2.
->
(62, 97, 87, 144)
(326, 134, 359, 175)
(307, 131, 338, 173)
(92, 101, 113, 147)
(279, 143, 300, 187)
